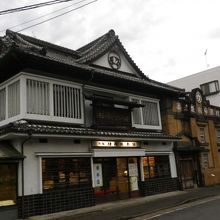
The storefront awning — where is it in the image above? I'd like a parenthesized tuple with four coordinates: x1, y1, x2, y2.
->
(0, 142, 24, 160)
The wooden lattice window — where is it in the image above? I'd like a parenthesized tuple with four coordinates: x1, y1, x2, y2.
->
(53, 84, 82, 119)
(0, 88, 6, 121)
(26, 79, 50, 115)
(8, 81, 20, 118)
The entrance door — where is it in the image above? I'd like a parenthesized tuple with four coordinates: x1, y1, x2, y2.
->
(94, 157, 140, 202)
(0, 163, 18, 220)
(179, 159, 195, 189)
(117, 158, 129, 199)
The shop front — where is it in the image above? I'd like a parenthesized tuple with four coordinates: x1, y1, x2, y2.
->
(92, 141, 145, 202)
(139, 142, 180, 196)
(0, 142, 24, 220)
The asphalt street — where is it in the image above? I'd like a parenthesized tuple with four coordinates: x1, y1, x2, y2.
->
(29, 185, 220, 220)
(133, 195, 220, 220)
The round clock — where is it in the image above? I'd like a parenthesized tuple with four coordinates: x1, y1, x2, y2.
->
(195, 91, 202, 104)
(108, 51, 121, 70)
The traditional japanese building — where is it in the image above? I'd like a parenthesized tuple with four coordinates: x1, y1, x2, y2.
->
(0, 29, 183, 219)
(163, 88, 220, 189)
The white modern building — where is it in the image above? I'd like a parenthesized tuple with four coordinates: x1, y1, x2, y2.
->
(168, 66, 220, 106)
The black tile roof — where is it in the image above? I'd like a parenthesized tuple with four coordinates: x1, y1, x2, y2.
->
(15, 48, 183, 94)
(0, 29, 184, 94)
(1, 120, 179, 140)
(77, 30, 117, 63)
(77, 30, 146, 79)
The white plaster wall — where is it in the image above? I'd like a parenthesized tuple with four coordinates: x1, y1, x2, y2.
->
(168, 66, 220, 106)
(169, 153, 177, 178)
(14, 138, 90, 196)
(93, 51, 138, 75)
(142, 141, 173, 152)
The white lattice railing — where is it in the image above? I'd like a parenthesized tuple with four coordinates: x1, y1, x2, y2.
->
(27, 79, 50, 115)
(53, 84, 81, 119)
(8, 80, 20, 118)
(0, 88, 6, 121)
(0, 74, 84, 126)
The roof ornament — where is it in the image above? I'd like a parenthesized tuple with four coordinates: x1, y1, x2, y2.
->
(108, 50, 121, 70)
(108, 29, 115, 37)
(6, 30, 47, 55)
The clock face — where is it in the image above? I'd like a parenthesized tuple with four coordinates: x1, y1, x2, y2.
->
(195, 91, 202, 104)
(108, 51, 121, 70)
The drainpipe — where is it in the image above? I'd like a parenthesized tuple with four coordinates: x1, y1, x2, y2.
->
(173, 141, 183, 190)
(21, 133, 32, 219)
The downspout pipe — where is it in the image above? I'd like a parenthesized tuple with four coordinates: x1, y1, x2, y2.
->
(21, 133, 32, 219)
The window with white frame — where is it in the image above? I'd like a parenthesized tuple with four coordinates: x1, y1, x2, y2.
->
(131, 98, 161, 129)
(0, 88, 6, 121)
(199, 127, 206, 143)
(8, 80, 20, 118)
(27, 79, 50, 115)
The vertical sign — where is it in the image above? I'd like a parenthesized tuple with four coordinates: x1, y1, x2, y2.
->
(93, 163, 103, 187)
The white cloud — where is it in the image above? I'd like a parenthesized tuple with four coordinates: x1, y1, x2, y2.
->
(1, 0, 220, 83)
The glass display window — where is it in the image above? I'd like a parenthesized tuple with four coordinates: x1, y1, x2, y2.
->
(42, 158, 91, 191)
(143, 155, 171, 180)
(0, 164, 17, 206)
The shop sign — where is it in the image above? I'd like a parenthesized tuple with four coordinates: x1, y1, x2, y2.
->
(128, 163, 139, 191)
(93, 163, 103, 187)
(93, 141, 139, 148)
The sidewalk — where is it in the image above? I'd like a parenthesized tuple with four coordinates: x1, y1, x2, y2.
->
(28, 185, 220, 220)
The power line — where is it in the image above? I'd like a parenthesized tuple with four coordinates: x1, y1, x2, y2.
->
(16, 0, 98, 32)
(0, 0, 75, 16)
(0, 0, 88, 33)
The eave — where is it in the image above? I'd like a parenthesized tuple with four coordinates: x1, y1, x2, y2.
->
(0, 121, 180, 142)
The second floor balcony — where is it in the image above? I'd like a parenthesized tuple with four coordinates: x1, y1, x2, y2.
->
(0, 73, 84, 126)
(0, 72, 162, 131)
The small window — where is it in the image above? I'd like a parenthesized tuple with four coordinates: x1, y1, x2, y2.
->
(216, 129, 220, 143)
(200, 80, 219, 96)
(199, 127, 206, 143)
(201, 153, 209, 169)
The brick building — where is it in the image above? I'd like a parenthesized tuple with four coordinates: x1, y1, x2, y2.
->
(163, 88, 220, 189)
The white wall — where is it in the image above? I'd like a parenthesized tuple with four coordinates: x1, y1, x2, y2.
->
(168, 66, 220, 106)
(93, 51, 138, 75)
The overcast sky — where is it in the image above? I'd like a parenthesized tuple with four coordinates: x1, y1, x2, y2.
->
(0, 0, 220, 83)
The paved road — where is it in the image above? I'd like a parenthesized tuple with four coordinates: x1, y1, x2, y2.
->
(133, 195, 220, 220)
(29, 186, 220, 220)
